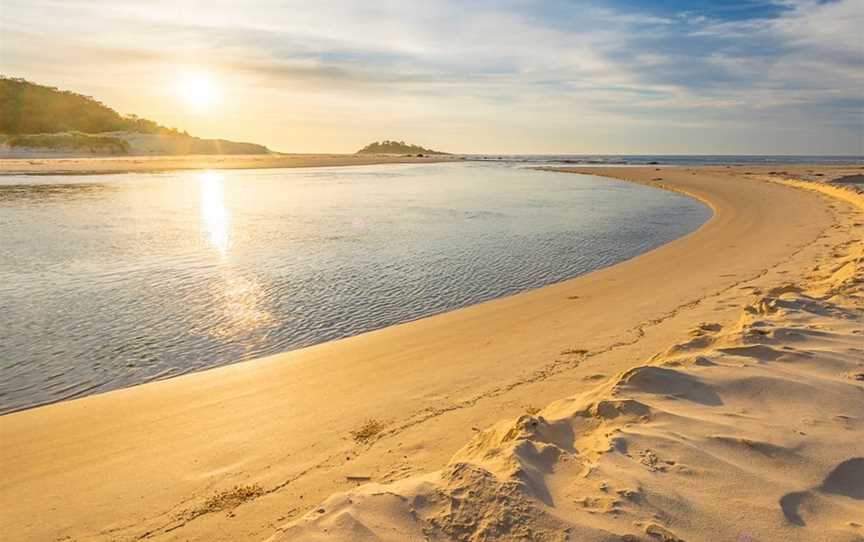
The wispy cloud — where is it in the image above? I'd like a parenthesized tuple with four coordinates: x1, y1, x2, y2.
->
(2, 0, 861, 153)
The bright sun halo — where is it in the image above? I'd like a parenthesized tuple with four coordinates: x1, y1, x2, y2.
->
(179, 73, 219, 109)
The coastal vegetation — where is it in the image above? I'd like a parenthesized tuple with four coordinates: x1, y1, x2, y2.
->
(2, 132, 130, 154)
(0, 77, 269, 155)
(356, 140, 446, 155)
(0, 76, 183, 136)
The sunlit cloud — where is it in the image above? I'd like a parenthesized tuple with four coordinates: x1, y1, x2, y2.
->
(1, 0, 861, 154)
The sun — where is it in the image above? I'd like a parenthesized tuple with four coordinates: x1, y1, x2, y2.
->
(178, 73, 219, 109)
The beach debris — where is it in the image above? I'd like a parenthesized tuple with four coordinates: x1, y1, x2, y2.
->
(351, 419, 385, 444)
(181, 484, 265, 520)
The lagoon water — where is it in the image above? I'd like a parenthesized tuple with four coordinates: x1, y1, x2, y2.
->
(0, 162, 710, 413)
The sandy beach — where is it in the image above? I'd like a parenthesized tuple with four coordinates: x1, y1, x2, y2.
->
(1, 165, 863, 541)
(0, 153, 460, 175)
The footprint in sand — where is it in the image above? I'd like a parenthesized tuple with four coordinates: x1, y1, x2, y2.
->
(779, 457, 864, 526)
(618, 366, 723, 406)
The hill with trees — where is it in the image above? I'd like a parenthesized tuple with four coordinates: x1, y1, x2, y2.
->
(0, 77, 183, 136)
(0, 77, 269, 156)
(356, 140, 447, 155)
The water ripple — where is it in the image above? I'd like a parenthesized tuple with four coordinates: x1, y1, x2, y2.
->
(0, 163, 710, 414)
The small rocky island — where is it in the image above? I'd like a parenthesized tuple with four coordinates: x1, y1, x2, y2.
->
(356, 140, 447, 155)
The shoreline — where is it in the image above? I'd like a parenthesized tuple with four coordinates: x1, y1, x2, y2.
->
(1, 165, 862, 541)
(0, 153, 462, 176)
(0, 161, 712, 418)
(1, 154, 860, 177)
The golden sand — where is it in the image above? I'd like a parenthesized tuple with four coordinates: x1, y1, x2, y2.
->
(1, 165, 862, 541)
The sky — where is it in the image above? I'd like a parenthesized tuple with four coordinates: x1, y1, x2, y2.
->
(1, 0, 862, 154)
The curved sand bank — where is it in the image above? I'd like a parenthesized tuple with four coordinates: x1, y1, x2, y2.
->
(276, 170, 864, 542)
(1, 166, 862, 541)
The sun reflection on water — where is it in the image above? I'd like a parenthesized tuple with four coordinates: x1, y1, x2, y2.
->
(196, 170, 274, 342)
(199, 170, 230, 257)
(206, 276, 275, 340)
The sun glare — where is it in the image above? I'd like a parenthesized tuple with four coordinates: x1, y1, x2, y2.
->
(199, 170, 230, 256)
(179, 73, 219, 109)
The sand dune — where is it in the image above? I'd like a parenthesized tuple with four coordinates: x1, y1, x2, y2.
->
(276, 245, 864, 541)
(1, 165, 862, 541)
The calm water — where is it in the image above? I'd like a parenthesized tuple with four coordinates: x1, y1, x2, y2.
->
(464, 154, 864, 166)
(0, 163, 710, 413)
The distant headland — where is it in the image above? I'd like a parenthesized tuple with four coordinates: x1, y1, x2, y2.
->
(0, 77, 270, 157)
